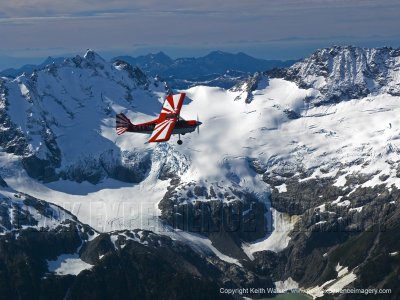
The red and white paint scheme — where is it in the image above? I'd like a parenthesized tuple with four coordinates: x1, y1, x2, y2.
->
(116, 93, 202, 145)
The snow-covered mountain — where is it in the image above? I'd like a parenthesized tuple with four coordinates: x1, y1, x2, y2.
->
(0, 50, 185, 184)
(1, 47, 400, 299)
(270, 45, 400, 104)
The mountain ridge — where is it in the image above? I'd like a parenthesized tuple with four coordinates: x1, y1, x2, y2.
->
(268, 45, 400, 105)
(0, 56, 66, 78)
(1, 46, 400, 299)
(113, 50, 296, 81)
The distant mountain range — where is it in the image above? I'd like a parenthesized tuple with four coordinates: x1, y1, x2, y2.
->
(113, 51, 296, 88)
(0, 51, 296, 89)
(113, 50, 296, 79)
(0, 56, 65, 78)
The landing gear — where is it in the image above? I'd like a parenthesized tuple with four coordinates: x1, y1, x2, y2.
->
(177, 134, 183, 145)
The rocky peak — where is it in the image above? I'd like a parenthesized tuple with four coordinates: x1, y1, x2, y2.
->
(83, 49, 105, 63)
(113, 59, 150, 87)
(231, 71, 269, 103)
(270, 45, 400, 105)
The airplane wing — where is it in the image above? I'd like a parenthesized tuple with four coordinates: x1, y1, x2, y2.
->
(147, 93, 185, 143)
(159, 93, 185, 120)
(148, 117, 177, 142)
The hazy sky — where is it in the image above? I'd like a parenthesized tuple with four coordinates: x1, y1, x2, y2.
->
(1, 0, 399, 68)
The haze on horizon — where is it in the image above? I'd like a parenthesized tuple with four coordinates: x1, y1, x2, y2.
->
(0, 0, 399, 69)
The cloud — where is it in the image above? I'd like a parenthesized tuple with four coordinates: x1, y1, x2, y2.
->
(1, 0, 398, 17)
(0, 0, 399, 62)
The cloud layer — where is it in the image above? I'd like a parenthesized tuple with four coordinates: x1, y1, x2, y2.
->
(0, 0, 399, 63)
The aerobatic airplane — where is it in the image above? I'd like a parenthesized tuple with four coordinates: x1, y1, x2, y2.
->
(116, 93, 201, 145)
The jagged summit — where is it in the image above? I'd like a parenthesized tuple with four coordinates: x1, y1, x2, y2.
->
(270, 45, 400, 104)
(231, 71, 268, 103)
(5, 50, 111, 79)
(83, 49, 106, 63)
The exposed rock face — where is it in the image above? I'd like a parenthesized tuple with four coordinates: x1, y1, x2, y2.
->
(72, 230, 272, 300)
(0, 191, 94, 299)
(112, 60, 150, 88)
(0, 187, 273, 300)
(267, 176, 346, 216)
(153, 143, 191, 180)
(158, 178, 268, 259)
(231, 72, 269, 103)
(248, 147, 400, 299)
(269, 46, 400, 105)
(56, 150, 153, 184)
(250, 172, 400, 299)
(0, 82, 29, 156)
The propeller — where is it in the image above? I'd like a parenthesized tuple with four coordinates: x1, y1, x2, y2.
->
(197, 114, 200, 134)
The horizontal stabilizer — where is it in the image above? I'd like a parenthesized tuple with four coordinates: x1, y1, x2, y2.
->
(116, 113, 132, 135)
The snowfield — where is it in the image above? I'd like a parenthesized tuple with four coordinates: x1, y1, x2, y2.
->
(1, 50, 400, 300)
(47, 253, 93, 276)
(1, 47, 400, 300)
(3, 73, 400, 245)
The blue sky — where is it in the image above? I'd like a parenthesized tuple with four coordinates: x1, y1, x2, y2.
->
(1, 0, 400, 69)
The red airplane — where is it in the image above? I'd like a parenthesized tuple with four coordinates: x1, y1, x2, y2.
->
(116, 93, 201, 145)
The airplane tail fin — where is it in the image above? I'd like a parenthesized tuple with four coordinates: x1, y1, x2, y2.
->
(116, 113, 132, 135)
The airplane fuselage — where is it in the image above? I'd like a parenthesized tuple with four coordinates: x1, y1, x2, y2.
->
(127, 119, 201, 135)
